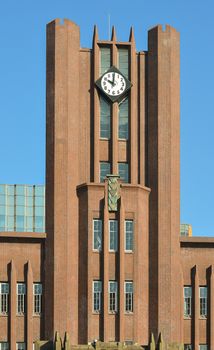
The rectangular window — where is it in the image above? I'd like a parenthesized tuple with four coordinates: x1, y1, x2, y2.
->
(118, 48, 129, 79)
(125, 281, 133, 312)
(0, 283, 9, 315)
(118, 162, 129, 183)
(17, 283, 26, 315)
(184, 286, 192, 318)
(199, 286, 208, 318)
(93, 219, 102, 251)
(0, 343, 9, 350)
(33, 283, 42, 315)
(100, 162, 111, 183)
(100, 47, 111, 75)
(16, 343, 26, 350)
(125, 220, 133, 252)
(109, 220, 118, 252)
(184, 346, 192, 350)
(93, 281, 102, 313)
(199, 346, 207, 350)
(109, 281, 118, 313)
(118, 98, 129, 140)
(100, 96, 111, 139)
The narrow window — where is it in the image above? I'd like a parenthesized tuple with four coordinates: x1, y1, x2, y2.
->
(33, 283, 42, 315)
(109, 220, 118, 252)
(184, 346, 192, 350)
(125, 220, 133, 252)
(100, 47, 111, 76)
(199, 286, 208, 318)
(118, 162, 129, 183)
(0, 343, 9, 350)
(17, 283, 26, 315)
(199, 346, 208, 350)
(93, 281, 102, 313)
(93, 219, 102, 251)
(125, 281, 133, 312)
(183, 286, 192, 318)
(100, 96, 111, 139)
(109, 281, 118, 313)
(0, 283, 9, 315)
(118, 48, 129, 79)
(16, 343, 26, 350)
(118, 98, 129, 140)
(100, 162, 111, 183)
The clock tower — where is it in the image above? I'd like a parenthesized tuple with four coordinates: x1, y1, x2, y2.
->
(44, 19, 182, 346)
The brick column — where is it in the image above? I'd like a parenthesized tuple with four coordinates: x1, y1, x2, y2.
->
(138, 52, 146, 186)
(9, 260, 16, 350)
(192, 265, 199, 349)
(103, 181, 109, 340)
(111, 27, 118, 175)
(27, 261, 33, 350)
(209, 265, 214, 349)
(119, 196, 125, 341)
(93, 26, 100, 182)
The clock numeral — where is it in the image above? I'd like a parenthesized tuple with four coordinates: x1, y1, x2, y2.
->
(108, 89, 110, 93)
(117, 90, 120, 94)
(104, 77, 107, 81)
(120, 78, 123, 82)
(103, 82, 106, 85)
(104, 86, 107, 90)
(122, 83, 125, 87)
(112, 91, 115, 95)
(120, 87, 123, 91)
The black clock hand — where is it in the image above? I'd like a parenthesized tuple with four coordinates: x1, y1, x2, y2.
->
(107, 79, 114, 85)
(112, 73, 115, 85)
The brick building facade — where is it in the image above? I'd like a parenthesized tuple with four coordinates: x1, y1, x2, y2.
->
(0, 19, 213, 350)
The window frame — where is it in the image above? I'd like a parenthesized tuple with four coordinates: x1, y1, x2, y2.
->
(118, 97, 129, 140)
(93, 219, 102, 252)
(199, 286, 208, 319)
(109, 220, 118, 252)
(99, 96, 111, 140)
(93, 280, 102, 313)
(0, 343, 9, 350)
(17, 283, 26, 315)
(183, 286, 192, 318)
(33, 283, 42, 316)
(0, 282, 9, 315)
(99, 162, 111, 183)
(16, 343, 26, 350)
(125, 220, 133, 252)
(124, 281, 133, 313)
(118, 162, 129, 183)
(108, 281, 118, 313)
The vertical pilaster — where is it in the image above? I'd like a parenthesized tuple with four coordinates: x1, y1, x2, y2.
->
(119, 197, 125, 341)
(139, 52, 146, 186)
(103, 181, 109, 340)
(93, 26, 100, 182)
(9, 260, 16, 350)
(112, 27, 118, 175)
(147, 25, 181, 343)
(45, 19, 80, 342)
(27, 261, 33, 350)
(192, 266, 199, 349)
(209, 265, 214, 349)
(129, 28, 138, 184)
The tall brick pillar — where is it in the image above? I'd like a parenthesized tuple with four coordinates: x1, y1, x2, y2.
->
(45, 19, 80, 342)
(147, 25, 182, 343)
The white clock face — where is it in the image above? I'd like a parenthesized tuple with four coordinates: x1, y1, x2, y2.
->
(101, 72, 126, 96)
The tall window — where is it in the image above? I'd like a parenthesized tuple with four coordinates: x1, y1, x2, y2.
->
(100, 96, 111, 139)
(118, 162, 129, 183)
(0, 283, 9, 315)
(118, 98, 129, 140)
(17, 283, 26, 315)
(109, 220, 118, 252)
(93, 281, 102, 313)
(183, 286, 192, 318)
(16, 343, 26, 350)
(199, 286, 208, 318)
(108, 281, 118, 313)
(125, 220, 133, 252)
(93, 219, 102, 251)
(125, 281, 133, 312)
(33, 283, 42, 315)
(100, 47, 111, 75)
(100, 162, 111, 183)
(184, 346, 192, 350)
(0, 343, 9, 350)
(118, 48, 129, 79)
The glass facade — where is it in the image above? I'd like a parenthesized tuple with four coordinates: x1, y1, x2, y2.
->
(100, 96, 111, 139)
(100, 47, 111, 76)
(118, 48, 129, 79)
(118, 97, 129, 139)
(0, 184, 45, 232)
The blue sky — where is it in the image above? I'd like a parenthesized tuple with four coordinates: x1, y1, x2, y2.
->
(0, 0, 213, 236)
